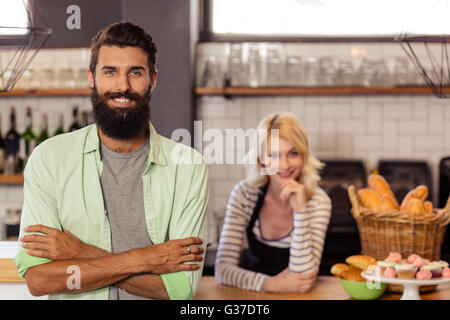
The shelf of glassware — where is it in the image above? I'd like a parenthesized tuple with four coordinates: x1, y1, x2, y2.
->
(0, 88, 90, 97)
(0, 174, 24, 185)
(195, 85, 447, 96)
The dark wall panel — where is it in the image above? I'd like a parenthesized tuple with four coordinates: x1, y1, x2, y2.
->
(33, 0, 122, 47)
(121, 0, 194, 139)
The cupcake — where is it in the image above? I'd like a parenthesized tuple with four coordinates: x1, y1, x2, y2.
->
(394, 264, 418, 279)
(377, 260, 396, 274)
(407, 254, 420, 264)
(412, 256, 427, 268)
(387, 252, 402, 263)
(384, 267, 397, 278)
(436, 260, 449, 269)
(442, 267, 450, 278)
(416, 269, 432, 280)
(421, 262, 442, 278)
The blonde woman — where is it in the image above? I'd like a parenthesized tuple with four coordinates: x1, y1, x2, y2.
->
(215, 112, 331, 293)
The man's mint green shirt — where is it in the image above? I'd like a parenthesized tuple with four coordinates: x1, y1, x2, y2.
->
(14, 123, 209, 300)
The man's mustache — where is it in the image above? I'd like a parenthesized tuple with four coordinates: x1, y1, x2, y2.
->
(102, 90, 143, 101)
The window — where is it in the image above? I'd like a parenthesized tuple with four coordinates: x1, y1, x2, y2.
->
(0, 0, 30, 36)
(209, 0, 450, 39)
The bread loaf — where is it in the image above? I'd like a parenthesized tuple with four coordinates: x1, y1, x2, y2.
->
(413, 185, 428, 202)
(424, 201, 433, 214)
(406, 197, 425, 217)
(381, 194, 400, 212)
(400, 185, 429, 212)
(358, 188, 381, 210)
(368, 174, 399, 206)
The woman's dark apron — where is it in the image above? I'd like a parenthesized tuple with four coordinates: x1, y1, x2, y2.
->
(238, 185, 290, 276)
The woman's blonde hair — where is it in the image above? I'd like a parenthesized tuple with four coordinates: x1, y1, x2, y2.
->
(244, 112, 323, 199)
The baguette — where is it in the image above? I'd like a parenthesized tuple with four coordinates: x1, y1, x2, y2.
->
(381, 194, 400, 212)
(368, 174, 399, 206)
(424, 201, 433, 214)
(413, 185, 428, 202)
(358, 188, 381, 210)
(406, 197, 424, 217)
(400, 185, 429, 211)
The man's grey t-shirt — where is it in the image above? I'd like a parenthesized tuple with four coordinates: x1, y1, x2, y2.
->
(99, 138, 152, 300)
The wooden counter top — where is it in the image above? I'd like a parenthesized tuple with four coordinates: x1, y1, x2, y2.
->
(194, 276, 450, 300)
(0, 259, 23, 283)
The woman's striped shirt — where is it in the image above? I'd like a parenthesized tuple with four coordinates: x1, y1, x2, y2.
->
(214, 180, 332, 292)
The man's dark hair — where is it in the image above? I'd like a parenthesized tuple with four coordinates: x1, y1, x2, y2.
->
(89, 21, 157, 77)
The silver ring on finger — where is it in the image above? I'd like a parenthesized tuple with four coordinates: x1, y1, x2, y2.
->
(187, 246, 191, 254)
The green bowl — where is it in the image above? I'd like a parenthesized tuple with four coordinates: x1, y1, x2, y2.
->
(339, 278, 387, 300)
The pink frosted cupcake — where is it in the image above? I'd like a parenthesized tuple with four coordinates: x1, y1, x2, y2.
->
(412, 256, 427, 268)
(416, 269, 432, 280)
(407, 254, 420, 264)
(377, 260, 396, 274)
(442, 267, 450, 278)
(421, 262, 442, 278)
(384, 267, 397, 278)
(387, 252, 402, 263)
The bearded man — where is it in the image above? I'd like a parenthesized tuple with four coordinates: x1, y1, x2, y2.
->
(14, 22, 209, 300)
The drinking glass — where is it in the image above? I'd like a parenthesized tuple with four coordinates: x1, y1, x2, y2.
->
(202, 56, 223, 88)
(285, 56, 302, 86)
(303, 57, 320, 86)
(335, 60, 355, 86)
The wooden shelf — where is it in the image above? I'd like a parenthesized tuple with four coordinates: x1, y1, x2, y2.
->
(0, 174, 24, 185)
(0, 88, 90, 97)
(195, 86, 447, 96)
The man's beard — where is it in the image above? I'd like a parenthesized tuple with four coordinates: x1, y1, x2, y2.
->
(91, 85, 152, 140)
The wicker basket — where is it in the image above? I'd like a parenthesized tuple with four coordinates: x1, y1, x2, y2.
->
(347, 185, 450, 293)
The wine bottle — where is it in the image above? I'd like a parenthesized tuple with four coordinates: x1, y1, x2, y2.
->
(22, 107, 36, 159)
(36, 114, 49, 146)
(53, 114, 65, 136)
(4, 107, 20, 174)
(0, 115, 5, 173)
(69, 106, 81, 132)
(81, 111, 89, 127)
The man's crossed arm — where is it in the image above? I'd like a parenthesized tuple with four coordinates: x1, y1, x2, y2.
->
(20, 225, 204, 299)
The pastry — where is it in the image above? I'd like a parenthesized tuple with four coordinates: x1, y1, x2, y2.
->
(412, 256, 427, 268)
(406, 254, 420, 264)
(386, 252, 402, 263)
(384, 267, 397, 278)
(416, 269, 432, 280)
(442, 267, 450, 278)
(394, 264, 418, 279)
(345, 255, 377, 271)
(381, 194, 400, 212)
(330, 263, 351, 277)
(368, 174, 398, 206)
(358, 188, 381, 210)
(340, 268, 366, 282)
(377, 260, 396, 274)
(421, 262, 442, 278)
(436, 260, 449, 269)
